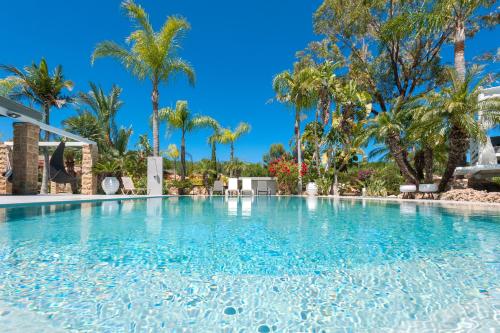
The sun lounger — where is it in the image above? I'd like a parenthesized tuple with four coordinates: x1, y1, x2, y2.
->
(121, 176, 147, 195)
(225, 178, 240, 196)
(241, 178, 254, 196)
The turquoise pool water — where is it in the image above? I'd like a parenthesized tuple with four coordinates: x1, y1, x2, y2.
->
(0, 197, 498, 332)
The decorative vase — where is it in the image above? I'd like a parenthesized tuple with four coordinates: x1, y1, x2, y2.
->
(306, 182, 318, 196)
(102, 176, 120, 195)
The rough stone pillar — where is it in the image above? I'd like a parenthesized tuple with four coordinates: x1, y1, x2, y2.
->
(0, 143, 12, 195)
(12, 123, 40, 195)
(81, 144, 98, 195)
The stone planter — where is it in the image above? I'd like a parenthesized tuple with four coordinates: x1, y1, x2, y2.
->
(101, 177, 120, 195)
(306, 182, 318, 196)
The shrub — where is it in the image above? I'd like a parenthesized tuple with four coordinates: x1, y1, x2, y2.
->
(317, 176, 332, 195)
(268, 158, 305, 194)
(167, 179, 193, 195)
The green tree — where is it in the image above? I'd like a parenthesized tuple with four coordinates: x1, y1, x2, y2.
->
(219, 122, 251, 173)
(159, 100, 214, 180)
(92, 0, 195, 157)
(78, 83, 123, 149)
(314, 0, 451, 185)
(416, 66, 500, 191)
(302, 59, 341, 173)
(263, 143, 288, 167)
(203, 118, 222, 172)
(137, 134, 153, 157)
(166, 143, 179, 178)
(0, 59, 73, 194)
(195, 159, 217, 191)
(63, 111, 103, 145)
(273, 62, 316, 192)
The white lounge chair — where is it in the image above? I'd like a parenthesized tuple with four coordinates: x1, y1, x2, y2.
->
(225, 178, 240, 196)
(121, 176, 147, 195)
(400, 184, 417, 199)
(419, 183, 438, 199)
(241, 178, 254, 196)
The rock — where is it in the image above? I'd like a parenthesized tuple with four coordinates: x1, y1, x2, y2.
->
(439, 189, 500, 203)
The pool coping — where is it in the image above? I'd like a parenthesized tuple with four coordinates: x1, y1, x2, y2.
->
(0, 194, 498, 211)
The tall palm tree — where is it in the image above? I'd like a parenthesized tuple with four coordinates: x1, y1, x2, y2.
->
(219, 122, 251, 171)
(166, 144, 179, 178)
(206, 119, 222, 172)
(433, 0, 497, 81)
(0, 58, 73, 194)
(159, 100, 214, 179)
(78, 83, 123, 149)
(92, 0, 195, 157)
(417, 66, 500, 191)
(273, 63, 315, 193)
(302, 60, 340, 173)
(433, 0, 497, 166)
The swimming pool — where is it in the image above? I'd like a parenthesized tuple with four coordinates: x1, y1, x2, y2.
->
(0, 197, 498, 332)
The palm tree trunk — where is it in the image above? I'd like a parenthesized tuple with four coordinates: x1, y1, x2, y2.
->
(295, 108, 302, 194)
(387, 133, 419, 185)
(439, 126, 468, 192)
(211, 141, 217, 171)
(181, 131, 186, 180)
(230, 143, 234, 163)
(424, 147, 434, 184)
(173, 159, 177, 179)
(229, 143, 235, 177)
(151, 80, 160, 157)
(414, 150, 425, 181)
(454, 19, 466, 81)
(40, 104, 50, 194)
(314, 103, 321, 175)
(454, 17, 467, 166)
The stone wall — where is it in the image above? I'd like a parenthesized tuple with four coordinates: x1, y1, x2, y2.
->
(0, 144, 12, 195)
(12, 123, 39, 195)
(81, 144, 98, 195)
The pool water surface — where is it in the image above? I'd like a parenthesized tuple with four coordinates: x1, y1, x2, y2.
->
(0, 197, 498, 332)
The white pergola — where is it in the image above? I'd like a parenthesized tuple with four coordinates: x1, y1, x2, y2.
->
(0, 96, 98, 195)
(0, 96, 95, 145)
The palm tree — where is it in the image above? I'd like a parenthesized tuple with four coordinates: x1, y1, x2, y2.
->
(417, 66, 500, 191)
(432, 0, 497, 81)
(224, 158, 245, 178)
(303, 60, 339, 173)
(78, 83, 123, 149)
(200, 118, 222, 172)
(196, 159, 217, 191)
(137, 134, 153, 157)
(92, 0, 195, 157)
(428, 1, 498, 167)
(0, 58, 73, 194)
(159, 100, 214, 180)
(166, 144, 179, 178)
(363, 111, 419, 185)
(219, 122, 251, 174)
(63, 111, 103, 145)
(273, 63, 315, 193)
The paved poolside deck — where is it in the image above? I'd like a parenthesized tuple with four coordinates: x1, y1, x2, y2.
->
(0, 194, 167, 207)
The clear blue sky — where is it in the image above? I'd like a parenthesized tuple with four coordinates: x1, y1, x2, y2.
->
(0, 1, 498, 162)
